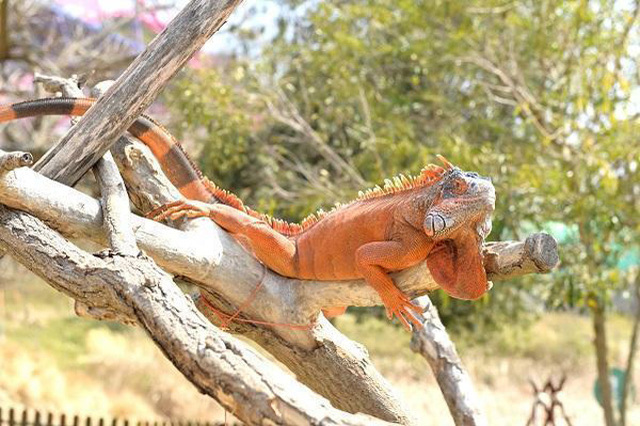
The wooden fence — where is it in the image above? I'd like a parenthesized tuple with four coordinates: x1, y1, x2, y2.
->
(0, 408, 237, 426)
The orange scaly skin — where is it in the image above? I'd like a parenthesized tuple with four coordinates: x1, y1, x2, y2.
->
(1, 97, 496, 330)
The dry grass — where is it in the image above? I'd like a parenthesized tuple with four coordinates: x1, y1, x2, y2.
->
(333, 312, 640, 425)
(1, 261, 639, 425)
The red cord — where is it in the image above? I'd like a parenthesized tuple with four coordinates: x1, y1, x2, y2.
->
(200, 268, 313, 331)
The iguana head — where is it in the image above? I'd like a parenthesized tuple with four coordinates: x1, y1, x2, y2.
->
(424, 156, 495, 300)
(424, 156, 495, 240)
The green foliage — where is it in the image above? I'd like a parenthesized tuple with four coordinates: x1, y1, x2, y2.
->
(164, 0, 639, 332)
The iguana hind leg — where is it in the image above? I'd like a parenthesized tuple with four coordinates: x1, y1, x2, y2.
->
(150, 200, 299, 277)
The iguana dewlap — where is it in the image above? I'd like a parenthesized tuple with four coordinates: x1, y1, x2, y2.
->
(0, 97, 496, 330)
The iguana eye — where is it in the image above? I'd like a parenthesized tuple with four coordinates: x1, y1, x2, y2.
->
(452, 179, 468, 195)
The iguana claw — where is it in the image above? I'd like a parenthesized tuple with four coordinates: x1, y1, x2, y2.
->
(147, 200, 211, 222)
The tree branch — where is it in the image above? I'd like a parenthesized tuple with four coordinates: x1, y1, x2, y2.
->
(93, 152, 140, 256)
(0, 203, 390, 426)
(411, 297, 487, 426)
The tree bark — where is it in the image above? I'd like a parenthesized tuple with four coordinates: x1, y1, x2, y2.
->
(411, 297, 487, 426)
(592, 300, 617, 426)
(620, 275, 640, 426)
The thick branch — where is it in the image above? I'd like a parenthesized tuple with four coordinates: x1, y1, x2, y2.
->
(0, 205, 389, 426)
(33, 0, 243, 185)
(411, 297, 487, 426)
(194, 292, 416, 424)
(483, 237, 559, 280)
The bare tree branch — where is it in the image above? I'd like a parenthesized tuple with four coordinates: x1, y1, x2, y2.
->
(411, 297, 487, 426)
(93, 152, 140, 256)
(0, 202, 390, 426)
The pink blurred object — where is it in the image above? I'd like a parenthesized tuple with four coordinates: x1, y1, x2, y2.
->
(53, 0, 170, 33)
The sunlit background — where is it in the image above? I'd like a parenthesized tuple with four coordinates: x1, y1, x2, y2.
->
(1, 1, 638, 425)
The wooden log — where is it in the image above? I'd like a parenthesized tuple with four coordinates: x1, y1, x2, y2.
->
(0, 206, 393, 426)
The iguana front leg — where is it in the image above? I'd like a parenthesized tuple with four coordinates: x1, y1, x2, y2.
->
(355, 241, 427, 330)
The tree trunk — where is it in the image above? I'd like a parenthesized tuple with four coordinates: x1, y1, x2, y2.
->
(620, 275, 640, 426)
(592, 300, 617, 426)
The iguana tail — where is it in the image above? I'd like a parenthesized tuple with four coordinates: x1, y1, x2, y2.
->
(0, 97, 451, 238)
(0, 97, 217, 202)
(0, 97, 326, 234)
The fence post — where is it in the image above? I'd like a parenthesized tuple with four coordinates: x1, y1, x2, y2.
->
(0, 410, 203, 426)
(20, 409, 27, 426)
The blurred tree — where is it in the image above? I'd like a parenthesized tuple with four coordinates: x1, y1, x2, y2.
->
(165, 1, 638, 423)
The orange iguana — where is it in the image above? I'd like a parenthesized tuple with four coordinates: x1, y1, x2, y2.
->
(0, 97, 496, 329)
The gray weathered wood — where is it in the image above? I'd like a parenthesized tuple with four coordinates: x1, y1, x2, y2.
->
(33, 0, 243, 185)
(33, 73, 83, 98)
(195, 292, 417, 424)
(484, 235, 559, 280)
(0, 204, 391, 426)
(93, 152, 139, 256)
(411, 297, 488, 426)
(88, 79, 139, 257)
